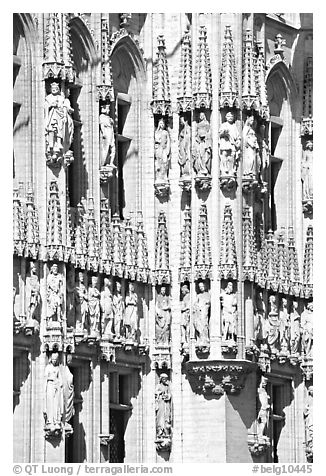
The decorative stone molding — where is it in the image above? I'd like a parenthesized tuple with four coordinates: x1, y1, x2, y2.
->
(151, 35, 171, 116)
(42, 325, 64, 352)
(219, 204, 238, 279)
(152, 345, 172, 370)
(177, 30, 193, 112)
(194, 204, 212, 280)
(179, 206, 192, 283)
(219, 25, 239, 109)
(99, 337, 116, 362)
(301, 358, 313, 382)
(99, 434, 115, 446)
(154, 211, 171, 285)
(186, 360, 256, 396)
(193, 26, 212, 110)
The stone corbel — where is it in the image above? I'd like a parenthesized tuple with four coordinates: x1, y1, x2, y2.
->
(154, 181, 170, 198)
(99, 338, 116, 363)
(186, 359, 257, 396)
(248, 434, 270, 456)
(155, 436, 172, 452)
(195, 175, 212, 191)
(219, 175, 237, 192)
(242, 177, 258, 193)
(302, 199, 313, 215)
(179, 177, 192, 192)
(42, 325, 64, 352)
(152, 344, 172, 370)
(99, 164, 116, 184)
(99, 433, 115, 446)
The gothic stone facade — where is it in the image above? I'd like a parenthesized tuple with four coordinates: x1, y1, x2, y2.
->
(13, 13, 313, 463)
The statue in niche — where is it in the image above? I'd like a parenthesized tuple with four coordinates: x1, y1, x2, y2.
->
(155, 286, 171, 345)
(99, 103, 116, 167)
(44, 352, 64, 433)
(193, 112, 212, 176)
(221, 281, 238, 341)
(124, 282, 138, 341)
(301, 140, 313, 202)
(26, 261, 41, 327)
(155, 373, 172, 439)
(257, 124, 270, 183)
(154, 118, 171, 183)
(178, 115, 191, 178)
(267, 295, 279, 353)
(218, 111, 241, 176)
(101, 277, 114, 337)
(46, 264, 64, 326)
(180, 284, 190, 345)
(62, 354, 74, 432)
(193, 281, 210, 347)
(113, 281, 125, 339)
(301, 302, 313, 358)
(44, 82, 74, 161)
(254, 290, 267, 345)
(257, 376, 270, 439)
(303, 386, 313, 453)
(290, 301, 301, 355)
(88, 276, 101, 335)
(242, 115, 259, 178)
(66, 269, 75, 328)
(75, 272, 88, 332)
(279, 297, 290, 353)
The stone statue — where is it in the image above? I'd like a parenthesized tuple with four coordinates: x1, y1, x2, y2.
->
(155, 286, 171, 345)
(193, 281, 211, 347)
(257, 376, 270, 439)
(301, 140, 313, 201)
(254, 290, 267, 344)
(62, 354, 74, 429)
(75, 272, 88, 332)
(267, 295, 279, 353)
(46, 264, 64, 325)
(303, 386, 313, 453)
(180, 284, 190, 345)
(301, 302, 313, 358)
(99, 103, 116, 166)
(100, 277, 114, 336)
(221, 281, 237, 341)
(44, 82, 74, 161)
(26, 261, 41, 324)
(155, 373, 172, 439)
(218, 112, 241, 176)
(66, 269, 75, 328)
(44, 353, 64, 433)
(257, 124, 269, 182)
(290, 301, 301, 355)
(88, 276, 101, 334)
(113, 281, 125, 339)
(124, 282, 138, 341)
(193, 112, 212, 176)
(178, 115, 191, 178)
(242, 116, 259, 178)
(279, 297, 290, 353)
(154, 118, 171, 183)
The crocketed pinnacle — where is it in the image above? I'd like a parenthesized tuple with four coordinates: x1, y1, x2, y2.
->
(111, 213, 124, 278)
(13, 189, 25, 256)
(256, 40, 270, 120)
(265, 230, 278, 291)
(25, 184, 40, 260)
(219, 204, 237, 279)
(303, 225, 313, 298)
(287, 226, 301, 296)
(194, 204, 212, 280)
(46, 181, 64, 261)
(276, 229, 289, 293)
(62, 13, 75, 82)
(151, 35, 171, 115)
(154, 211, 171, 284)
(219, 25, 239, 109)
(179, 205, 192, 282)
(99, 198, 112, 274)
(75, 201, 87, 269)
(302, 57, 313, 118)
(124, 216, 137, 280)
(177, 30, 193, 111)
(86, 198, 99, 272)
(242, 206, 257, 281)
(242, 29, 259, 111)
(65, 187, 75, 264)
(136, 212, 150, 283)
(193, 26, 212, 109)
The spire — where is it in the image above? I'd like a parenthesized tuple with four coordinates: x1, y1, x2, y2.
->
(242, 29, 259, 111)
(124, 217, 137, 281)
(135, 212, 150, 283)
(242, 206, 257, 281)
(65, 187, 75, 264)
(75, 201, 87, 269)
(151, 35, 171, 116)
(301, 57, 313, 136)
(97, 17, 114, 102)
(303, 225, 313, 299)
(24, 184, 40, 260)
(13, 189, 25, 256)
(256, 40, 269, 120)
(219, 204, 237, 279)
(276, 229, 289, 294)
(194, 204, 212, 280)
(154, 211, 171, 284)
(179, 206, 192, 282)
(111, 213, 124, 278)
(287, 226, 301, 297)
(43, 13, 64, 79)
(86, 198, 99, 272)
(61, 13, 75, 83)
(193, 26, 212, 109)
(99, 198, 112, 275)
(177, 30, 193, 112)
(219, 25, 239, 109)
(265, 231, 278, 291)
(46, 181, 64, 261)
